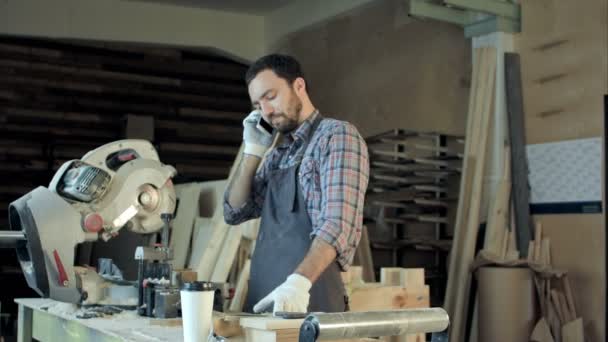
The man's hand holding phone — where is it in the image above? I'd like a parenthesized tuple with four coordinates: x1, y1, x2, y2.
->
(243, 110, 275, 158)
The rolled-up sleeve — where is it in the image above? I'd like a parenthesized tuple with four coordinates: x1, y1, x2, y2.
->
(223, 159, 269, 225)
(313, 123, 369, 270)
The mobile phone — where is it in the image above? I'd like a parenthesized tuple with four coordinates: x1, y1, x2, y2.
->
(256, 116, 275, 137)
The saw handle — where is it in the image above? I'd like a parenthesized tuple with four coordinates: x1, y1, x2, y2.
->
(80, 140, 161, 174)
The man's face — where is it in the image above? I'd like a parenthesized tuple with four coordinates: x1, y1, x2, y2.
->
(248, 69, 303, 134)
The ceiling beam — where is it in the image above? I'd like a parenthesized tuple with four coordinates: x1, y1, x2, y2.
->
(444, 0, 520, 20)
(409, 0, 520, 37)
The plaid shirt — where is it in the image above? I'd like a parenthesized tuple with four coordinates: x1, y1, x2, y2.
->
(224, 112, 369, 270)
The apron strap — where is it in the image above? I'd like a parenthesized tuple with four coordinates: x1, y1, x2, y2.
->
(290, 112, 324, 213)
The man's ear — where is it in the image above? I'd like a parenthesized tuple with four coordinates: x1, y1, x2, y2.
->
(293, 77, 306, 94)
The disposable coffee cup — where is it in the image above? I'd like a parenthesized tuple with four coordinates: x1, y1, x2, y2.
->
(181, 281, 215, 342)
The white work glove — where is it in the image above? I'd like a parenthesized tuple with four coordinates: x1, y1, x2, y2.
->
(253, 273, 312, 314)
(243, 110, 274, 158)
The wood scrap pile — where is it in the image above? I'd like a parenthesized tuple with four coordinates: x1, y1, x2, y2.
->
(529, 225, 584, 342)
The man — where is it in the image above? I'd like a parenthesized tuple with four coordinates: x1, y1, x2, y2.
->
(223, 54, 369, 314)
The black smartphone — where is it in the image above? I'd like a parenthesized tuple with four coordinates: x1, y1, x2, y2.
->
(256, 116, 275, 136)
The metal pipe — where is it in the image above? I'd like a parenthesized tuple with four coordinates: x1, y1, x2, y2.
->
(0, 230, 25, 248)
(299, 308, 449, 342)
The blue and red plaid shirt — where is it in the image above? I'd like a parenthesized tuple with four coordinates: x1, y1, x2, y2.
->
(224, 111, 369, 270)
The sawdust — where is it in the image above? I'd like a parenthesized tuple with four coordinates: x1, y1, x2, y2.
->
(45, 302, 78, 317)
(33, 298, 183, 342)
(111, 309, 139, 320)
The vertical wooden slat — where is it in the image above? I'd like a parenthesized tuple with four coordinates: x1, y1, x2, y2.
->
(505, 52, 534, 257)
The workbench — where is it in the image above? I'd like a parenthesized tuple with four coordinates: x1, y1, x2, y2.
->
(16, 298, 189, 342)
(15, 298, 376, 342)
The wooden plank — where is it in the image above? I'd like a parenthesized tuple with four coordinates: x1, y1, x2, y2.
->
(372, 201, 414, 209)
(169, 182, 213, 269)
(370, 149, 414, 159)
(353, 225, 375, 282)
(210, 226, 243, 283)
(562, 276, 577, 318)
(483, 148, 511, 258)
(446, 46, 496, 342)
(341, 266, 364, 286)
(412, 198, 450, 207)
(189, 145, 244, 279)
(380, 268, 424, 289)
(550, 290, 565, 324)
(558, 291, 573, 323)
(189, 217, 229, 281)
(349, 285, 430, 312)
(561, 318, 584, 342)
(380, 268, 404, 286)
(239, 316, 302, 331)
(229, 259, 251, 313)
(372, 174, 434, 185)
(505, 52, 534, 257)
(412, 185, 447, 193)
(377, 269, 426, 342)
(412, 158, 455, 168)
(365, 189, 417, 202)
(530, 318, 554, 342)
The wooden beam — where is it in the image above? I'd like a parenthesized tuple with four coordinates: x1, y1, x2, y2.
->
(464, 16, 521, 38)
(445, 47, 497, 342)
(445, 0, 520, 19)
(505, 52, 533, 256)
(210, 226, 243, 282)
(353, 225, 375, 282)
(229, 259, 250, 312)
(349, 285, 430, 311)
(409, 0, 472, 25)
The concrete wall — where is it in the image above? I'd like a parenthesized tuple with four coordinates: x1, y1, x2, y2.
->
(268, 0, 471, 138)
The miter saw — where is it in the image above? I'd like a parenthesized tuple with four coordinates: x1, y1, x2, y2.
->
(1, 139, 177, 306)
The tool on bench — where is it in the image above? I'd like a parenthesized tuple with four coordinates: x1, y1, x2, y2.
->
(1, 140, 177, 306)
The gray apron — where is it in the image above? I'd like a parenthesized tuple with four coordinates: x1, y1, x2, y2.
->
(244, 115, 347, 313)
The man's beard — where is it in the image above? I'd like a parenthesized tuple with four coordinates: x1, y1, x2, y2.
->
(274, 94, 303, 134)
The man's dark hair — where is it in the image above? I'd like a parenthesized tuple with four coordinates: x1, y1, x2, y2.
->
(245, 54, 305, 86)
